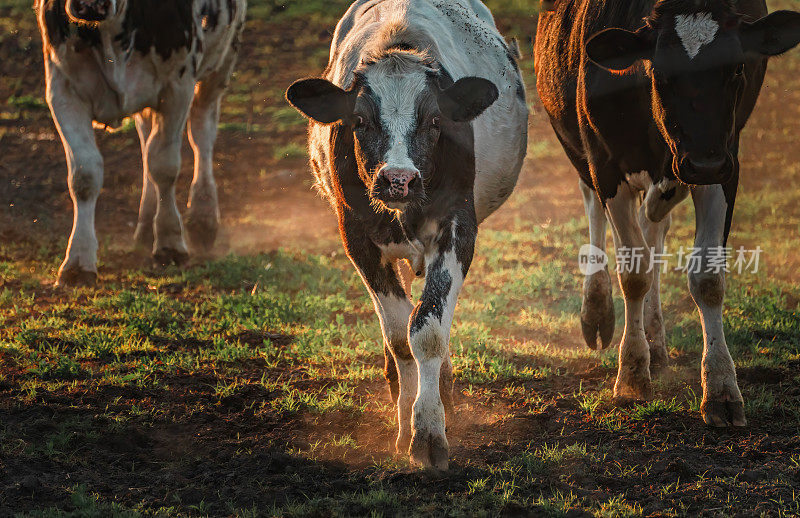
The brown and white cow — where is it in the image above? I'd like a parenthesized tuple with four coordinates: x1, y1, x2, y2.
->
(35, 0, 246, 285)
(286, 0, 528, 470)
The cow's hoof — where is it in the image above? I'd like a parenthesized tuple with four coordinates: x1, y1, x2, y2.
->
(56, 267, 97, 287)
(581, 270, 614, 350)
(133, 222, 154, 251)
(702, 400, 747, 428)
(396, 430, 411, 455)
(152, 248, 190, 267)
(613, 376, 653, 401)
(409, 429, 448, 471)
(185, 213, 218, 255)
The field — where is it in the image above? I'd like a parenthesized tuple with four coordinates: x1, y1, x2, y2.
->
(2, 0, 800, 516)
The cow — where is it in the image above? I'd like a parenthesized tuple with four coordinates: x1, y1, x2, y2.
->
(535, 0, 800, 427)
(285, 0, 528, 470)
(35, 0, 246, 286)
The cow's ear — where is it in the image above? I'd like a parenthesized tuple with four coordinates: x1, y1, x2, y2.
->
(741, 10, 800, 56)
(286, 78, 355, 124)
(437, 77, 499, 122)
(586, 27, 654, 72)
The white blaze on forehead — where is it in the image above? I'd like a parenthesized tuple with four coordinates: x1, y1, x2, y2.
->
(674, 12, 719, 60)
(365, 67, 428, 173)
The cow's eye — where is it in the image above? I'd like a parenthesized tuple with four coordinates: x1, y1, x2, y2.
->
(353, 115, 365, 129)
(431, 116, 441, 129)
(734, 63, 745, 77)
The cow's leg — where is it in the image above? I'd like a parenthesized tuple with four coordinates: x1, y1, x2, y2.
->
(393, 259, 455, 424)
(144, 88, 194, 266)
(47, 69, 103, 286)
(605, 181, 653, 400)
(133, 110, 156, 251)
(579, 180, 614, 350)
(339, 217, 417, 454)
(409, 217, 475, 470)
(380, 293, 417, 454)
(639, 207, 671, 371)
(641, 180, 689, 370)
(690, 185, 745, 427)
(186, 58, 235, 254)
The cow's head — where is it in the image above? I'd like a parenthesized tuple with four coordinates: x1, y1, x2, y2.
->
(286, 50, 498, 212)
(66, 0, 117, 23)
(586, 2, 800, 185)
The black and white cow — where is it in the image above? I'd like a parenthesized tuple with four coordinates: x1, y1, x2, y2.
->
(36, 0, 246, 286)
(286, 0, 528, 469)
(535, 0, 800, 426)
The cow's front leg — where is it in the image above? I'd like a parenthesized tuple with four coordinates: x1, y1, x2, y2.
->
(47, 68, 103, 286)
(409, 218, 475, 470)
(143, 88, 194, 266)
(339, 216, 417, 454)
(690, 185, 745, 427)
(605, 182, 653, 400)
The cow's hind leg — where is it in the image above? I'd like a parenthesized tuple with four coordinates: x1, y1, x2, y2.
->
(641, 179, 690, 371)
(605, 181, 653, 400)
(690, 185, 745, 427)
(133, 110, 157, 251)
(186, 54, 237, 254)
(47, 68, 103, 286)
(579, 180, 614, 350)
(144, 87, 194, 266)
(639, 205, 671, 371)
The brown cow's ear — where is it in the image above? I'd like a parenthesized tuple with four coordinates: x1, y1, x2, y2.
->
(586, 27, 654, 72)
(741, 10, 800, 57)
(286, 78, 355, 124)
(437, 77, 499, 122)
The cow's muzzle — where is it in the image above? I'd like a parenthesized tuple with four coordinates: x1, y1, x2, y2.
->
(674, 151, 734, 186)
(67, 0, 112, 22)
(371, 167, 422, 210)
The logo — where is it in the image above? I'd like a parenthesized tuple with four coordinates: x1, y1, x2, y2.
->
(578, 244, 608, 276)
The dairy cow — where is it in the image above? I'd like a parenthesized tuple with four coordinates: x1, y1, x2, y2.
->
(36, 0, 246, 285)
(535, 0, 800, 426)
(286, 0, 528, 469)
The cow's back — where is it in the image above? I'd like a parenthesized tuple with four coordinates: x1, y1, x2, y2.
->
(312, 0, 528, 222)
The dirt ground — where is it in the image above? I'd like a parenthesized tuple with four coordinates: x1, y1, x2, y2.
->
(2, 1, 800, 517)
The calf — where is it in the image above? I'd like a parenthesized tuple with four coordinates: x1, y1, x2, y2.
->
(286, 0, 528, 469)
(36, 0, 246, 285)
(535, 0, 800, 426)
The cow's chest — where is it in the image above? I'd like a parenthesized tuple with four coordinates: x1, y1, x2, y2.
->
(374, 218, 442, 277)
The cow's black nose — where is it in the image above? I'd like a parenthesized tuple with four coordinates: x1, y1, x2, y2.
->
(688, 156, 726, 176)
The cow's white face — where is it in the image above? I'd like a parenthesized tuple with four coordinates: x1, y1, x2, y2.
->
(359, 65, 434, 211)
(286, 51, 499, 214)
(66, 0, 118, 23)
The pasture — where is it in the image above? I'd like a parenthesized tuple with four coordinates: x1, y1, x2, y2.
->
(1, 0, 800, 515)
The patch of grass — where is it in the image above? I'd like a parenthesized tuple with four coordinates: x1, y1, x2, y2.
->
(630, 398, 683, 421)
